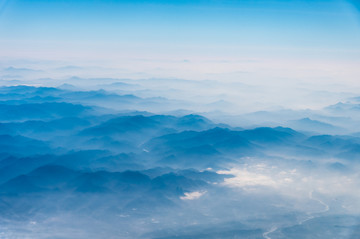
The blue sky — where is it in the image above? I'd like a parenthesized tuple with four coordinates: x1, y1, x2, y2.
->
(1, 0, 359, 53)
(0, 0, 359, 85)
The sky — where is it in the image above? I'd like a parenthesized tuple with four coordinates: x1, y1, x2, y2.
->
(0, 0, 359, 86)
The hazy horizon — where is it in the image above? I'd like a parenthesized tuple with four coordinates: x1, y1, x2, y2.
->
(1, 0, 360, 238)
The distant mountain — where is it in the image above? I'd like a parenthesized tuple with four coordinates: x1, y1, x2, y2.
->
(305, 135, 359, 151)
(0, 165, 154, 194)
(144, 127, 257, 168)
(238, 127, 305, 144)
(143, 126, 311, 167)
(336, 143, 360, 160)
(0, 117, 91, 137)
(147, 126, 303, 153)
(287, 118, 344, 134)
(82, 115, 160, 136)
(151, 172, 206, 195)
(0, 85, 63, 101)
(80, 114, 221, 143)
(1, 84, 360, 239)
(0, 134, 51, 156)
(53, 150, 111, 169)
(0, 154, 57, 184)
(0, 102, 90, 121)
(0, 85, 163, 112)
(0, 165, 210, 202)
(3, 67, 43, 73)
(61, 89, 141, 103)
(175, 114, 215, 130)
(0, 165, 79, 193)
(0, 175, 45, 194)
(325, 102, 360, 114)
(145, 127, 250, 152)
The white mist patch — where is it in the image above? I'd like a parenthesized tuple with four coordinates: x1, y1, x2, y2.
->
(217, 163, 298, 190)
(180, 191, 207, 200)
(218, 168, 276, 187)
(217, 162, 360, 214)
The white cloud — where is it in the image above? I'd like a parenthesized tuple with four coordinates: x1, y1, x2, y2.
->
(217, 168, 276, 187)
(180, 191, 207, 200)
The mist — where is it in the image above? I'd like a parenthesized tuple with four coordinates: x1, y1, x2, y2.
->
(1, 0, 360, 238)
(0, 77, 359, 238)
